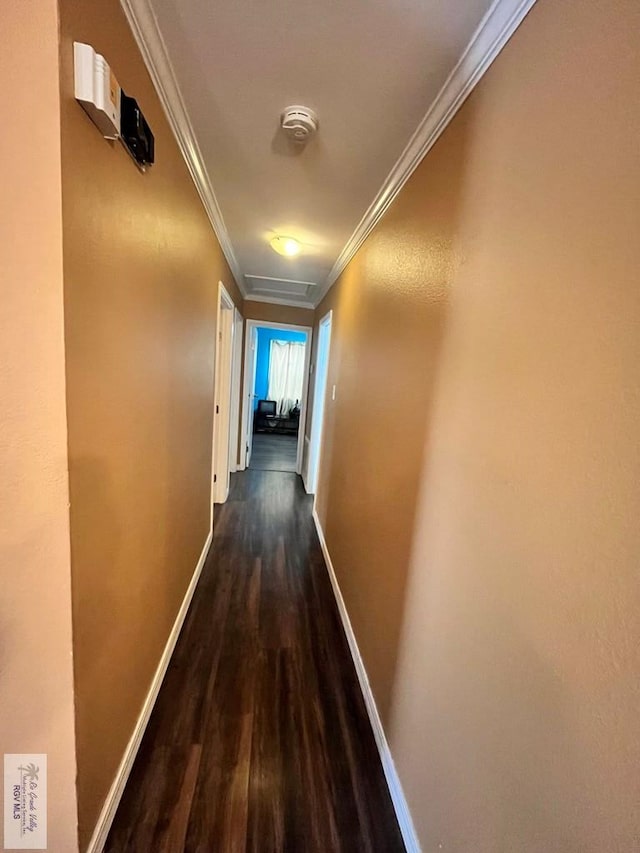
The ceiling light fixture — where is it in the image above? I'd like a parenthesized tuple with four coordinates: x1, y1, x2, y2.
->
(270, 236, 301, 257)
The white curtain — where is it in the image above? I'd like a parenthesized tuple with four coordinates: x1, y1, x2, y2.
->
(267, 341, 305, 416)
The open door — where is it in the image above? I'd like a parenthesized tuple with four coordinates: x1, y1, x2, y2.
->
(228, 308, 244, 473)
(307, 310, 332, 494)
(243, 324, 258, 468)
(212, 284, 235, 503)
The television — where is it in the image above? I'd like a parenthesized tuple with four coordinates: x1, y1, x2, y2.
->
(257, 399, 277, 416)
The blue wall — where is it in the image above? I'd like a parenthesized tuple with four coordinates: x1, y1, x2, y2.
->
(253, 327, 307, 409)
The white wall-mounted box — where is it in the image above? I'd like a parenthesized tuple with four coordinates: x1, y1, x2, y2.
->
(73, 42, 121, 139)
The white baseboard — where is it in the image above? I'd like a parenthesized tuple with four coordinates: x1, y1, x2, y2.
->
(312, 509, 421, 853)
(86, 528, 213, 853)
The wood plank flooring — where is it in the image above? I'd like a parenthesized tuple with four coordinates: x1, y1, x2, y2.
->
(105, 470, 404, 852)
(249, 433, 298, 472)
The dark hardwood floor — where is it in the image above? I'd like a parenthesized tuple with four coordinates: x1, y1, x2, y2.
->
(248, 433, 298, 472)
(105, 469, 404, 853)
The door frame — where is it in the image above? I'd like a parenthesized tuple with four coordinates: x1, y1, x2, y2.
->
(306, 309, 332, 495)
(212, 282, 235, 508)
(228, 307, 244, 473)
(240, 318, 313, 475)
(242, 323, 259, 469)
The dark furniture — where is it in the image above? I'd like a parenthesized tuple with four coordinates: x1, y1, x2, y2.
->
(257, 399, 276, 417)
(254, 399, 300, 435)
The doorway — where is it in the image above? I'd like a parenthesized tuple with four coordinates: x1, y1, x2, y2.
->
(240, 319, 312, 474)
(306, 309, 332, 494)
(212, 283, 235, 506)
(228, 307, 244, 473)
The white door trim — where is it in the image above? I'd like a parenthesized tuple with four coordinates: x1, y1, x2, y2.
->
(239, 323, 256, 471)
(306, 309, 332, 495)
(211, 282, 235, 508)
(240, 319, 313, 475)
(228, 307, 244, 473)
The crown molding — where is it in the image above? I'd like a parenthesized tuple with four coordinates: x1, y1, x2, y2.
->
(243, 294, 315, 311)
(119, 0, 245, 294)
(314, 0, 538, 307)
(122, 0, 537, 309)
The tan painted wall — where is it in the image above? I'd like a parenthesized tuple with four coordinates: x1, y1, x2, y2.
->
(313, 0, 640, 849)
(242, 300, 315, 327)
(0, 1, 79, 849)
(57, 0, 241, 844)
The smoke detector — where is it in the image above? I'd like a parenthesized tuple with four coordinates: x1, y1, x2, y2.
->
(280, 105, 319, 144)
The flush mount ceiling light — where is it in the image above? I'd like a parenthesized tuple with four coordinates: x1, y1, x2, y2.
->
(270, 236, 301, 257)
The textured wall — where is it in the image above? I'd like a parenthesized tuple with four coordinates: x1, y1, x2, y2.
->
(313, 0, 640, 849)
(0, 1, 79, 849)
(57, 0, 241, 845)
(242, 300, 315, 327)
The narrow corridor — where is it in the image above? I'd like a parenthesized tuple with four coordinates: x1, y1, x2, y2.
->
(105, 470, 404, 852)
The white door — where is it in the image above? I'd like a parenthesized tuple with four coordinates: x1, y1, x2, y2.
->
(228, 308, 244, 473)
(244, 325, 258, 467)
(307, 311, 332, 494)
(213, 287, 235, 503)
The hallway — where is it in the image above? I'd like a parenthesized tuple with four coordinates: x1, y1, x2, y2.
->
(105, 470, 404, 852)
(7, 0, 640, 849)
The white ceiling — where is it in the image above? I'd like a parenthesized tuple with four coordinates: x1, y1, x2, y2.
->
(147, 0, 498, 307)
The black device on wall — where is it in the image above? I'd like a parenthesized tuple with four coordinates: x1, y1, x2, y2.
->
(120, 91, 154, 168)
